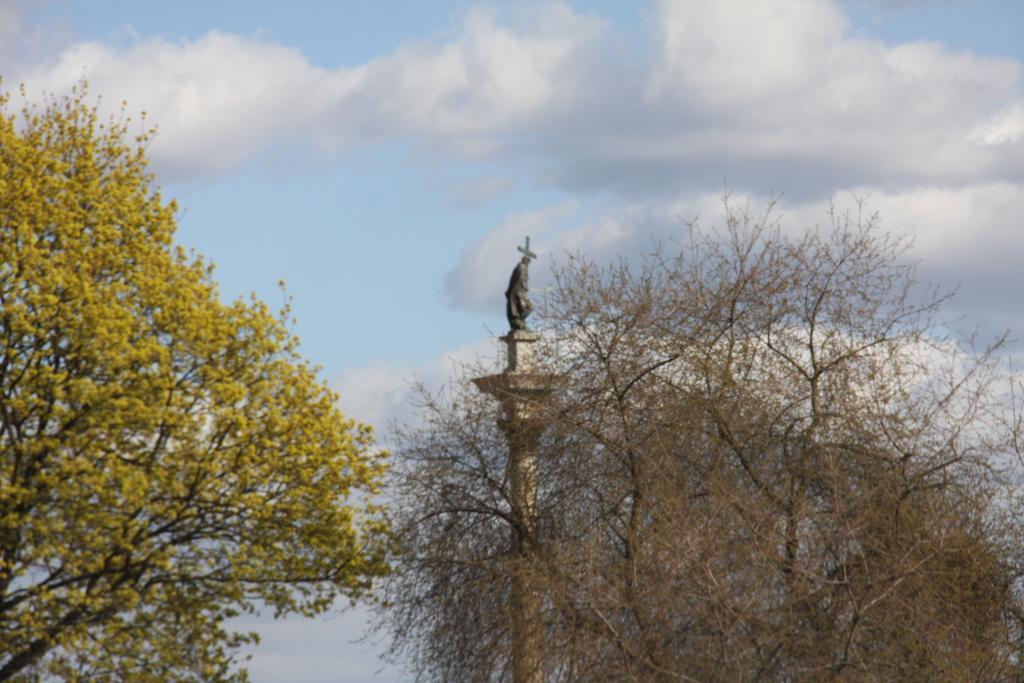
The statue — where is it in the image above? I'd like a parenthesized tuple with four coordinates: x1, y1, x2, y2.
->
(506, 237, 537, 332)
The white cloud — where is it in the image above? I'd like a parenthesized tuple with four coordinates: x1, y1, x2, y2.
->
(7, 3, 606, 181)
(648, 0, 851, 106)
(335, 337, 501, 436)
(6, 0, 1024, 332)
(443, 202, 577, 312)
(970, 103, 1024, 146)
(443, 190, 796, 313)
(232, 607, 402, 683)
(444, 182, 1024, 330)
(12, 31, 367, 179)
(340, 5, 606, 146)
(596, 0, 1023, 196)
(7, 0, 1022, 192)
(820, 183, 1024, 327)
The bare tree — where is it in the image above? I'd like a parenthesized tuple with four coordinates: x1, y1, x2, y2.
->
(378, 198, 1024, 682)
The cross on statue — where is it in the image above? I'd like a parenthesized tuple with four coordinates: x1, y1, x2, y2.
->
(517, 236, 537, 262)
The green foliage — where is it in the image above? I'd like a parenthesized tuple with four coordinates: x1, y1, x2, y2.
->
(0, 84, 389, 681)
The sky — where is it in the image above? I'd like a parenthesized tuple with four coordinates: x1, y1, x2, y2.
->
(2, 0, 1022, 680)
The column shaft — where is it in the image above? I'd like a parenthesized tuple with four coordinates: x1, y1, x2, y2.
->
(509, 426, 541, 683)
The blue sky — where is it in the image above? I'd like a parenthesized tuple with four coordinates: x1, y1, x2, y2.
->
(3, 1, 1023, 680)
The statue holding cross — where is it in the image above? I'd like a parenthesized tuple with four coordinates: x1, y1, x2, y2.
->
(505, 237, 537, 332)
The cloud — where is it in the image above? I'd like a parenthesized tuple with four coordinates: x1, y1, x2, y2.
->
(970, 104, 1024, 146)
(648, 0, 851, 106)
(7, 0, 1022, 194)
(829, 183, 1024, 328)
(11, 31, 367, 180)
(854, 0, 959, 7)
(7, 3, 607, 181)
(335, 337, 501, 436)
(333, 5, 607, 151)
(562, 0, 1023, 198)
(758, 182, 1024, 327)
(6, 0, 1023, 330)
(443, 202, 577, 312)
(443, 181, 1024, 331)
(232, 607, 401, 683)
(443, 190, 801, 313)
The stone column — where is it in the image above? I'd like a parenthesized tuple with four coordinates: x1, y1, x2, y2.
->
(473, 330, 560, 683)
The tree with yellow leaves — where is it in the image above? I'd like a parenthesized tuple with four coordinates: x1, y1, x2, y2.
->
(0, 85, 389, 682)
